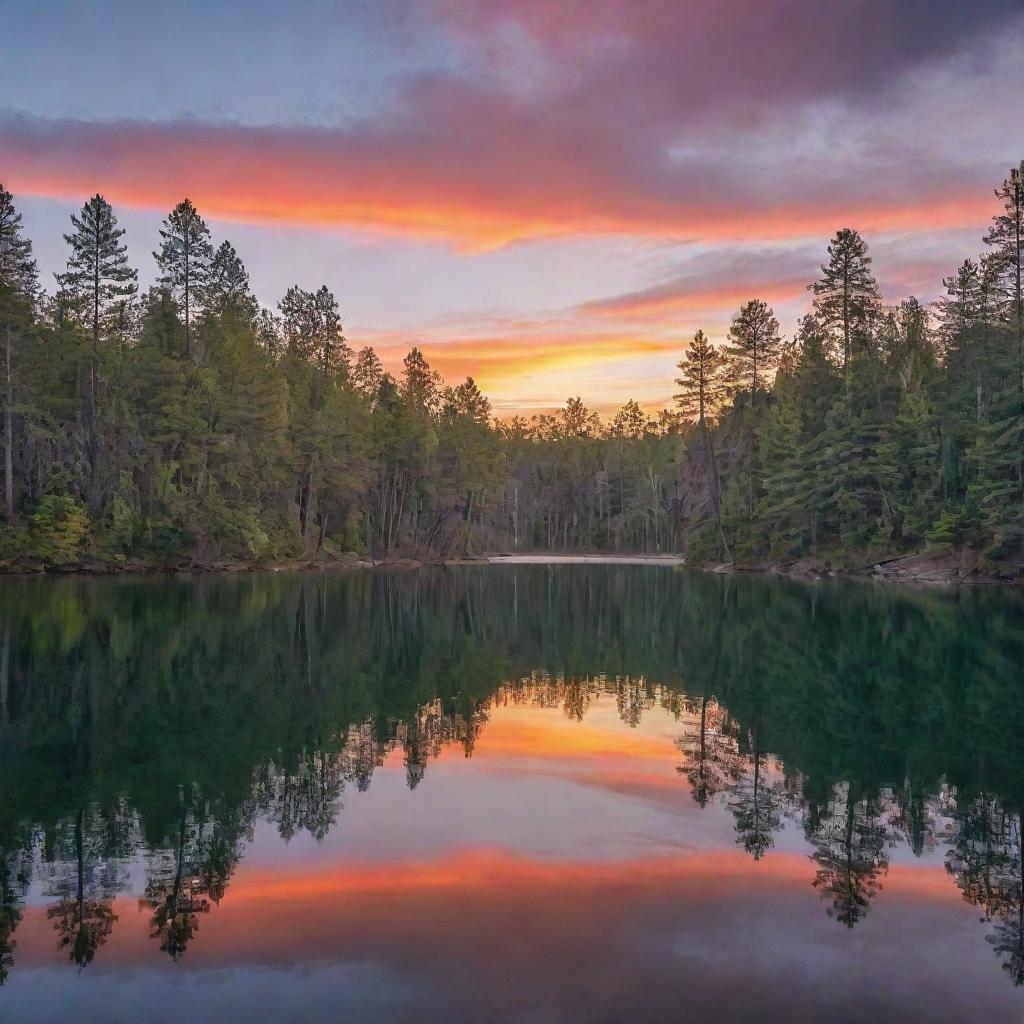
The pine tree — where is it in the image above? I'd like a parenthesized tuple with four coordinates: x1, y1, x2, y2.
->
(975, 162, 1024, 561)
(810, 228, 881, 390)
(351, 347, 384, 401)
(278, 285, 350, 382)
(675, 330, 730, 555)
(936, 256, 984, 481)
(936, 260, 980, 385)
(0, 186, 38, 523)
(721, 302, 782, 536)
(766, 318, 841, 554)
(440, 377, 498, 551)
(401, 347, 443, 416)
(205, 241, 257, 322)
(57, 194, 138, 510)
(559, 396, 600, 439)
(758, 381, 808, 554)
(444, 376, 492, 424)
(675, 330, 728, 422)
(609, 399, 649, 439)
(154, 199, 213, 359)
(0, 188, 36, 295)
(984, 162, 1024, 409)
(725, 300, 782, 395)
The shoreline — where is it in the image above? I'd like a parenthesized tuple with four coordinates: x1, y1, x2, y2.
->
(0, 548, 1019, 587)
(484, 554, 685, 566)
(694, 550, 1022, 588)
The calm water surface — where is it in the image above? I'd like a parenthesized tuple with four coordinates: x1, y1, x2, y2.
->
(1, 566, 1023, 1023)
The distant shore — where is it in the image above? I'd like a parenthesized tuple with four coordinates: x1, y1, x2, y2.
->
(1, 547, 1020, 587)
(483, 554, 684, 566)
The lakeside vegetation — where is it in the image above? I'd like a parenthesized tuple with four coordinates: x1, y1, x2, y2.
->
(0, 162, 1022, 572)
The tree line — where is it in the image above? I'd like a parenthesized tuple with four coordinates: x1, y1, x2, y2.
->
(0, 162, 1022, 568)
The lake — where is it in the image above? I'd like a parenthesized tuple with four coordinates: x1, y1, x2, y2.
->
(1, 566, 1023, 1023)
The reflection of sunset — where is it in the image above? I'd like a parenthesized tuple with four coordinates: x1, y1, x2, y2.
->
(3, 565, 1024, 1021)
(196, 850, 962, 910)
(449, 703, 674, 763)
(11, 846, 961, 971)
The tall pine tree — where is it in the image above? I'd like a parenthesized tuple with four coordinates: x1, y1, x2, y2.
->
(676, 330, 730, 556)
(984, 162, 1024, 409)
(205, 240, 257, 322)
(154, 199, 213, 360)
(0, 186, 38, 523)
(57, 194, 138, 510)
(810, 229, 881, 391)
(725, 300, 782, 395)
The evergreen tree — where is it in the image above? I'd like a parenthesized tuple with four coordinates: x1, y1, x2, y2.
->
(56, 194, 138, 511)
(154, 199, 214, 359)
(351, 346, 384, 401)
(559, 396, 600, 439)
(205, 240, 257, 322)
(444, 376, 492, 424)
(984, 162, 1024, 409)
(759, 318, 840, 554)
(609, 399, 649, 440)
(676, 330, 730, 556)
(278, 285, 350, 381)
(0, 187, 38, 524)
(401, 347, 443, 416)
(936, 259, 980, 388)
(810, 228, 881, 389)
(725, 300, 782, 395)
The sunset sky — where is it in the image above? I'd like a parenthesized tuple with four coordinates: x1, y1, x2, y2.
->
(4, 0, 1024, 413)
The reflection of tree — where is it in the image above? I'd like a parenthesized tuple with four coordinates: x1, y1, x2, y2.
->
(401, 698, 488, 787)
(45, 807, 130, 968)
(0, 848, 29, 986)
(947, 795, 1024, 984)
(616, 676, 648, 729)
(140, 786, 245, 960)
(0, 568, 1022, 983)
(562, 676, 591, 722)
(891, 778, 940, 857)
(261, 750, 344, 841)
(337, 721, 386, 793)
(402, 703, 442, 789)
(808, 785, 889, 927)
(728, 732, 783, 860)
(676, 698, 741, 808)
(675, 588, 742, 809)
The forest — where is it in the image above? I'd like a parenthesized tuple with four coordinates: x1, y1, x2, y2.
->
(0, 161, 1022, 571)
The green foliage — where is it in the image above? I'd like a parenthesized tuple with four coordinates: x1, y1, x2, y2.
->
(106, 471, 139, 553)
(28, 495, 89, 564)
(2, 166, 1024, 570)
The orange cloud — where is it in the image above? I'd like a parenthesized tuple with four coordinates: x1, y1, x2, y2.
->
(581, 276, 812, 322)
(1, 117, 998, 249)
(373, 330, 678, 379)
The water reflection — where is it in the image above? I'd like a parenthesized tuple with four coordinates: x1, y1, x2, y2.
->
(0, 567, 1022, 1018)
